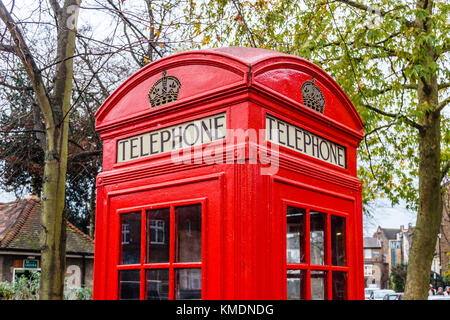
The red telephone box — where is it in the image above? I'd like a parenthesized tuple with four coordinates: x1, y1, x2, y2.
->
(93, 47, 364, 300)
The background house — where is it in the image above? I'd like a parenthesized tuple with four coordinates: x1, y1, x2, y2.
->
(364, 225, 413, 289)
(439, 183, 450, 280)
(0, 196, 94, 289)
(363, 236, 388, 288)
(373, 225, 414, 272)
(364, 216, 449, 289)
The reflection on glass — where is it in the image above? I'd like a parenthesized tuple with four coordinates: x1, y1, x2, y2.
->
(176, 268, 202, 300)
(331, 215, 346, 266)
(176, 204, 202, 262)
(310, 211, 326, 265)
(332, 272, 347, 300)
(119, 270, 140, 300)
(146, 269, 169, 300)
(287, 270, 306, 300)
(120, 212, 141, 265)
(147, 208, 170, 263)
(311, 271, 327, 300)
(286, 207, 306, 264)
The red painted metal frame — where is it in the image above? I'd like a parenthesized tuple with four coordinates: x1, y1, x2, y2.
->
(282, 199, 350, 300)
(93, 47, 364, 300)
(116, 198, 206, 300)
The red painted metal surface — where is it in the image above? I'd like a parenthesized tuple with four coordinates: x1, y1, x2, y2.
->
(93, 47, 364, 300)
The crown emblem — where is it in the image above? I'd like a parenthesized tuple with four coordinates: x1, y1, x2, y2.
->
(148, 71, 181, 108)
(301, 77, 325, 114)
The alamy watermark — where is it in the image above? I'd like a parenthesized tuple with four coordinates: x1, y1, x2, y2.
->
(169, 128, 280, 176)
(66, 1, 81, 31)
(366, 5, 383, 29)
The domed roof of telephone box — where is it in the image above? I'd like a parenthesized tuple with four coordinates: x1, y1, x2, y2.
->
(95, 47, 363, 140)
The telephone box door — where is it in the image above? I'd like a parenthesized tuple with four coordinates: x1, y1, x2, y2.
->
(103, 174, 224, 300)
(272, 177, 362, 300)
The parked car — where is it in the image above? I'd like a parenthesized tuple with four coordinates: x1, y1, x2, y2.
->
(365, 287, 380, 300)
(383, 293, 404, 300)
(428, 295, 450, 300)
(369, 289, 396, 300)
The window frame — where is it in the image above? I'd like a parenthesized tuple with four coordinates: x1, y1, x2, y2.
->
(149, 219, 166, 245)
(13, 268, 41, 283)
(364, 249, 372, 259)
(364, 264, 373, 277)
(282, 200, 349, 300)
(116, 198, 206, 300)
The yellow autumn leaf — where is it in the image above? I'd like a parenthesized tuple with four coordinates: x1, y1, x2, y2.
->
(202, 35, 211, 46)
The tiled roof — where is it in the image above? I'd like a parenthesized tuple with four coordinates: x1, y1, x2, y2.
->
(378, 228, 400, 240)
(364, 237, 381, 248)
(0, 196, 94, 254)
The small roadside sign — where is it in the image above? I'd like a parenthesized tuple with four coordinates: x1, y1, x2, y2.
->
(23, 259, 38, 269)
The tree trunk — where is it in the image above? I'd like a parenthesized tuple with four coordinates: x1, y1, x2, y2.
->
(403, 0, 443, 300)
(40, 123, 70, 299)
(39, 0, 79, 299)
(404, 114, 442, 299)
(89, 183, 96, 239)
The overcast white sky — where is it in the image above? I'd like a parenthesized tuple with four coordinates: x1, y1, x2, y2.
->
(363, 199, 417, 236)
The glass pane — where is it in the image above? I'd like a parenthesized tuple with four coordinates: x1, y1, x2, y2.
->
(120, 212, 141, 265)
(311, 270, 327, 300)
(146, 208, 170, 263)
(176, 204, 202, 262)
(119, 270, 140, 300)
(332, 272, 347, 300)
(310, 211, 326, 265)
(175, 268, 202, 300)
(287, 269, 306, 300)
(146, 269, 169, 300)
(331, 215, 346, 266)
(286, 207, 306, 264)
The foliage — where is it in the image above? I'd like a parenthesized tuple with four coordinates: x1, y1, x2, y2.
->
(0, 281, 13, 300)
(184, 0, 449, 299)
(390, 264, 408, 292)
(0, 273, 93, 300)
(444, 252, 450, 283)
(14, 271, 41, 300)
(0, 72, 44, 196)
(0, 69, 100, 234)
(185, 0, 450, 210)
(64, 286, 93, 300)
(0, 271, 42, 300)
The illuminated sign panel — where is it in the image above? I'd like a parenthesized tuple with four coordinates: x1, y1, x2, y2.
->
(117, 113, 226, 163)
(266, 114, 347, 168)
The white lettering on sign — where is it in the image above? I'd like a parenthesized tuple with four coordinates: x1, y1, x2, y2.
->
(266, 114, 347, 168)
(117, 113, 226, 163)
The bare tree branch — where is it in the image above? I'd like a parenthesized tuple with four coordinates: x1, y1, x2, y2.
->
(437, 96, 450, 113)
(69, 150, 102, 160)
(105, 0, 163, 58)
(0, 42, 15, 53)
(48, 0, 61, 17)
(231, 0, 257, 47)
(363, 103, 422, 130)
(334, 0, 414, 28)
(438, 82, 450, 91)
(0, 0, 54, 125)
(0, 80, 32, 90)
